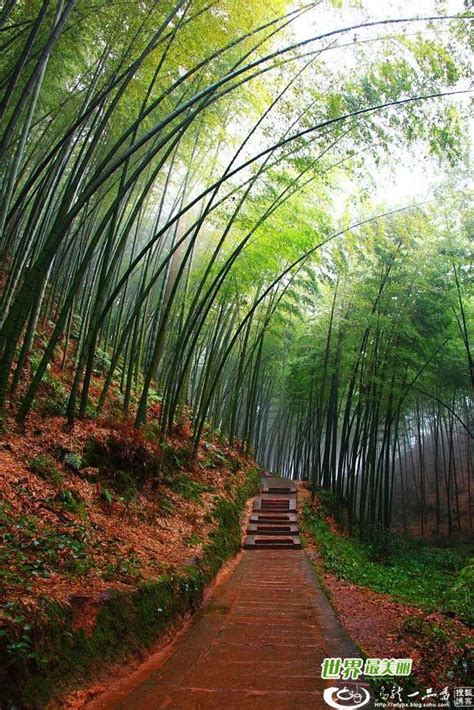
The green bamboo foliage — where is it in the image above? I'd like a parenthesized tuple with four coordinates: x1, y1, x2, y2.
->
(0, 1, 472, 535)
(252, 212, 472, 537)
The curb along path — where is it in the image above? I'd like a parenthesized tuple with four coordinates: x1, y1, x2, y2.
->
(91, 476, 368, 709)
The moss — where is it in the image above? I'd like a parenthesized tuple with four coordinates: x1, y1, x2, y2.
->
(234, 466, 260, 509)
(0, 467, 260, 708)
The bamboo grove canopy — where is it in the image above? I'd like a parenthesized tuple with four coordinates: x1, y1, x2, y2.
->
(0, 0, 472, 537)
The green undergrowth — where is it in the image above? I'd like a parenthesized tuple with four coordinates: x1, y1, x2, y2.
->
(167, 472, 215, 502)
(303, 504, 472, 622)
(0, 467, 260, 709)
(0, 504, 93, 587)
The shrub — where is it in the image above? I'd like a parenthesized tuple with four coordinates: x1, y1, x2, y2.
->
(367, 523, 398, 563)
(109, 470, 138, 499)
(84, 429, 161, 490)
(103, 554, 141, 580)
(448, 557, 474, 621)
(63, 452, 82, 472)
(403, 616, 448, 642)
(99, 486, 114, 505)
(28, 456, 64, 486)
(39, 368, 68, 416)
(317, 488, 344, 523)
(54, 490, 87, 518)
(159, 440, 189, 470)
(93, 348, 112, 374)
(29, 351, 42, 374)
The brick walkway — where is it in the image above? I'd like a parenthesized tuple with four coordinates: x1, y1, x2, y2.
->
(92, 479, 367, 709)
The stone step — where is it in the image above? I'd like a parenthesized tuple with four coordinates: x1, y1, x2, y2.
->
(247, 524, 299, 536)
(249, 512, 298, 524)
(261, 478, 296, 495)
(253, 497, 297, 512)
(266, 488, 296, 496)
(257, 507, 291, 513)
(243, 535, 302, 550)
(245, 478, 301, 550)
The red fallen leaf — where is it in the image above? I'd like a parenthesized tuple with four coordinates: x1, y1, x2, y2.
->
(2, 405, 254, 642)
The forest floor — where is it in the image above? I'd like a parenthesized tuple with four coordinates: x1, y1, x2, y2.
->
(0, 412, 253, 616)
(301, 490, 473, 693)
(0, 401, 257, 707)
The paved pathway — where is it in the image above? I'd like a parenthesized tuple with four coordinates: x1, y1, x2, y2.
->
(91, 477, 367, 709)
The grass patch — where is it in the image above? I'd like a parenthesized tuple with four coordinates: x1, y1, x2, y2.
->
(186, 533, 202, 546)
(102, 553, 142, 581)
(159, 496, 174, 514)
(34, 363, 68, 416)
(303, 505, 472, 621)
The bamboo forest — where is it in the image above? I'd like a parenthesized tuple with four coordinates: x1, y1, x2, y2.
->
(0, 0, 472, 708)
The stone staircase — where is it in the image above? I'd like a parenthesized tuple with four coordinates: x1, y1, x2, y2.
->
(244, 475, 301, 549)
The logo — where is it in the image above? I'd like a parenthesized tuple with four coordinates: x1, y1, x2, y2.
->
(454, 687, 474, 708)
(321, 656, 412, 681)
(324, 686, 371, 709)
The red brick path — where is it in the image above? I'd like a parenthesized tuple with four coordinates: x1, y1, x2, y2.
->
(94, 553, 362, 709)
(91, 482, 365, 709)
